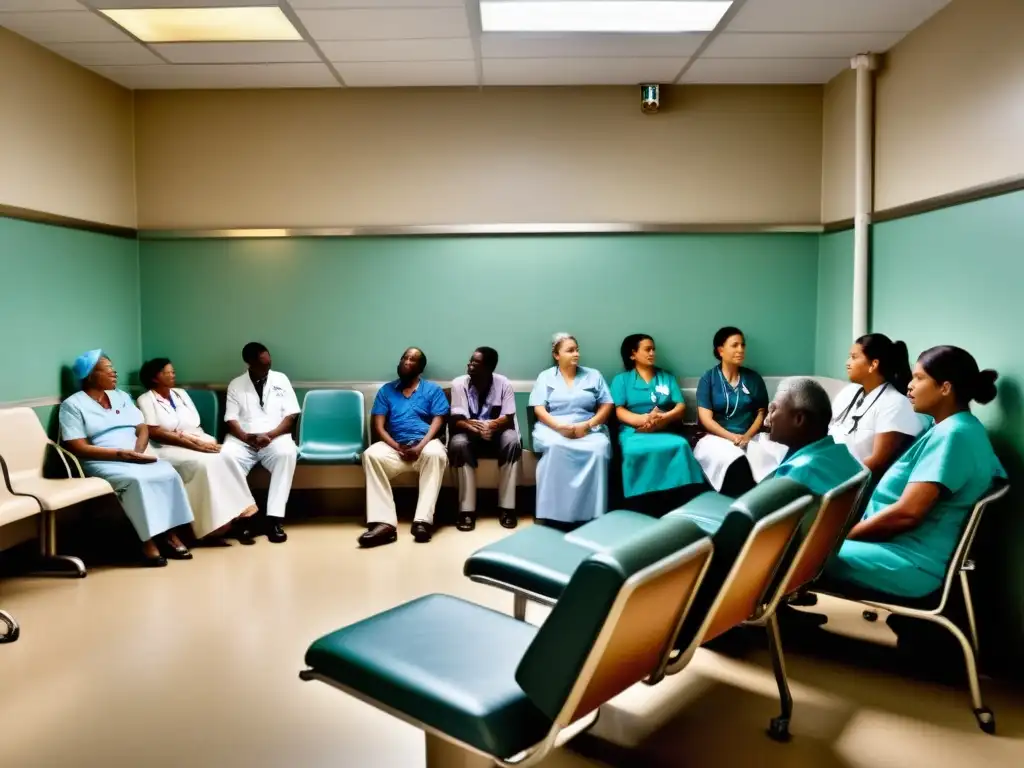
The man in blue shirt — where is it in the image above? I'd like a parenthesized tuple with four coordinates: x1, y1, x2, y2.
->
(360, 348, 450, 547)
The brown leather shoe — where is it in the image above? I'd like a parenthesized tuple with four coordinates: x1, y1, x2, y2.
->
(358, 523, 397, 548)
(411, 521, 433, 543)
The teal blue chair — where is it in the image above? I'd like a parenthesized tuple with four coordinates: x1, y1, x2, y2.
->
(297, 389, 365, 464)
(514, 391, 534, 453)
(185, 389, 219, 438)
(301, 516, 712, 767)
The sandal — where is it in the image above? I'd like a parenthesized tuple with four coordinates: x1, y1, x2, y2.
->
(456, 513, 476, 532)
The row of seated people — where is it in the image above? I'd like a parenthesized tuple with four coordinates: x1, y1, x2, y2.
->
(294, 344, 1009, 756)
(54, 328, 1004, 600)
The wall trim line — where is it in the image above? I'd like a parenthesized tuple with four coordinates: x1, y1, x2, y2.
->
(822, 172, 1024, 232)
(0, 396, 62, 409)
(138, 223, 825, 239)
(0, 204, 137, 239)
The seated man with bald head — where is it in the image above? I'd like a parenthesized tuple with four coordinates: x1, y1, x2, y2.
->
(360, 347, 450, 548)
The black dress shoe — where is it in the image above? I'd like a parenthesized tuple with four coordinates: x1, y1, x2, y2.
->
(358, 523, 397, 548)
(141, 554, 168, 568)
(498, 508, 518, 529)
(411, 521, 433, 543)
(456, 513, 476, 532)
(232, 519, 256, 545)
(266, 520, 288, 544)
(159, 537, 193, 560)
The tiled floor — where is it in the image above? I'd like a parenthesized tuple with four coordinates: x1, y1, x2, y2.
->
(1, 518, 1022, 767)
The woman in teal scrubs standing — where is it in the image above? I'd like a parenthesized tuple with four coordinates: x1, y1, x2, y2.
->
(827, 345, 1005, 598)
(611, 334, 704, 506)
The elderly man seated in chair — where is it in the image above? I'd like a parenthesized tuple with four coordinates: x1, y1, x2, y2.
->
(682, 379, 864, 536)
(768, 378, 865, 497)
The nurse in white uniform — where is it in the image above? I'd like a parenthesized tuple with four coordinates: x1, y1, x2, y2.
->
(694, 326, 777, 495)
(829, 334, 926, 476)
(137, 358, 258, 540)
(222, 342, 300, 544)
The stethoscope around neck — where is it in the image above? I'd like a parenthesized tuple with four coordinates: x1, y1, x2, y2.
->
(717, 367, 747, 419)
(833, 382, 889, 434)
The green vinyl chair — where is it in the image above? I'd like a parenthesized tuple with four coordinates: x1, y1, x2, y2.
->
(185, 389, 219, 438)
(297, 389, 365, 464)
(301, 516, 713, 767)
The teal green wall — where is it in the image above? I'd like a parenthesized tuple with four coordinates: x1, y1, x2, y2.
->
(872, 189, 1024, 674)
(0, 217, 141, 404)
(814, 230, 854, 378)
(139, 233, 820, 383)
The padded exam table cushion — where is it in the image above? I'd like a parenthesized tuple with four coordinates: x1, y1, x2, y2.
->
(305, 594, 552, 757)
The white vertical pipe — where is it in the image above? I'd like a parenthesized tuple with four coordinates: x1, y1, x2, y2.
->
(851, 53, 878, 340)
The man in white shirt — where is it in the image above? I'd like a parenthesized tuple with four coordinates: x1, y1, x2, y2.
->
(222, 342, 300, 543)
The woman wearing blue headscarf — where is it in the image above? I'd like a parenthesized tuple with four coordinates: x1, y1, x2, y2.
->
(59, 350, 194, 567)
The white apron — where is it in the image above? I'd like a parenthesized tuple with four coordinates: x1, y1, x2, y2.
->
(694, 432, 788, 492)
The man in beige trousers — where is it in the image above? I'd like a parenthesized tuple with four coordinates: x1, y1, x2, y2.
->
(359, 347, 449, 548)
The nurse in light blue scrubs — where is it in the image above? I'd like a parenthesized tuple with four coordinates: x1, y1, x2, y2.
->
(60, 350, 195, 567)
(610, 334, 703, 500)
(826, 346, 1006, 598)
(530, 333, 614, 526)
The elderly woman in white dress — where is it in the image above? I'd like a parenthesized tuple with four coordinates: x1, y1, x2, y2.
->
(136, 358, 257, 540)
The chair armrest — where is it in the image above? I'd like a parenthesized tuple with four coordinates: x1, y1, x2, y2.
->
(50, 442, 85, 478)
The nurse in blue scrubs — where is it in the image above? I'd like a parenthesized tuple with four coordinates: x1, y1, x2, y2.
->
(60, 350, 195, 567)
(530, 333, 614, 527)
(826, 346, 1005, 598)
(610, 334, 704, 504)
(693, 326, 776, 496)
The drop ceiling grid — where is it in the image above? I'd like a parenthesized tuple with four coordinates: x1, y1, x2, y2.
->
(0, 0, 954, 88)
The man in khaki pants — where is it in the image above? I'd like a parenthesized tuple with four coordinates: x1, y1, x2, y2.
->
(360, 348, 450, 548)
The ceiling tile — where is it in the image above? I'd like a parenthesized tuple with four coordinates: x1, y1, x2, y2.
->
(296, 8, 470, 41)
(153, 41, 321, 64)
(481, 32, 705, 59)
(0, 1, 80, 10)
(289, 0, 464, 6)
(682, 56, 848, 83)
(0, 11, 133, 43)
(705, 31, 906, 58)
(337, 59, 477, 87)
(321, 38, 474, 63)
(484, 57, 685, 86)
(49, 41, 163, 66)
(727, 0, 951, 33)
(92, 62, 340, 89)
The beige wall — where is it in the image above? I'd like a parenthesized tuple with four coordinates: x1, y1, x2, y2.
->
(134, 85, 823, 229)
(820, 68, 855, 223)
(0, 29, 136, 229)
(874, 0, 1024, 211)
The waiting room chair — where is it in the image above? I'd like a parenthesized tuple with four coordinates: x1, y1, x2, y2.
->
(301, 516, 713, 768)
(0, 607, 17, 643)
(296, 390, 365, 464)
(0, 477, 39, 644)
(465, 478, 832, 739)
(0, 407, 114, 577)
(185, 388, 219, 438)
(813, 480, 1009, 735)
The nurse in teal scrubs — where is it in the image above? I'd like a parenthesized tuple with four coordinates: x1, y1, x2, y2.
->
(610, 334, 704, 502)
(826, 346, 1006, 598)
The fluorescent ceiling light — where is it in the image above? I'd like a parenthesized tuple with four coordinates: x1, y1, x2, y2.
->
(480, 1, 732, 33)
(98, 7, 301, 43)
